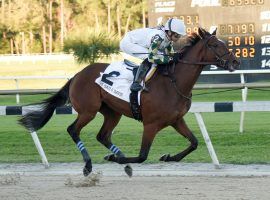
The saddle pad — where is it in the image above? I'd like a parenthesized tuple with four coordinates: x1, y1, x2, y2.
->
(95, 61, 156, 103)
(95, 61, 137, 102)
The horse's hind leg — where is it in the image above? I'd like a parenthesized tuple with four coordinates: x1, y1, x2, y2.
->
(67, 113, 96, 176)
(160, 118, 198, 162)
(96, 104, 124, 157)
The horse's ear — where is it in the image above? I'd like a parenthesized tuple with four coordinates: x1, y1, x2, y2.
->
(211, 28, 217, 36)
(198, 27, 206, 38)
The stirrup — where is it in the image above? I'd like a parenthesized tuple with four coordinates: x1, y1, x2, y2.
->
(130, 82, 143, 92)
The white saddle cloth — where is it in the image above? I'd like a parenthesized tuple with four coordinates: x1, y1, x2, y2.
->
(95, 61, 157, 103)
(95, 61, 138, 103)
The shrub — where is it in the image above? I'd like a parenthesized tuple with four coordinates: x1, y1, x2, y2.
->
(64, 30, 119, 64)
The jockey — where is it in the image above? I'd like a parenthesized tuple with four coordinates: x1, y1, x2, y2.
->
(120, 18, 187, 92)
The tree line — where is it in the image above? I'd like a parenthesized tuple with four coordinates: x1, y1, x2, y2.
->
(0, 0, 147, 55)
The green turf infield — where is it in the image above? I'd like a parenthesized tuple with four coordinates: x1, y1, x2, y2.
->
(0, 89, 269, 164)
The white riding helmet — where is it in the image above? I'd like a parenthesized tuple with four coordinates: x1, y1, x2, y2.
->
(164, 18, 186, 35)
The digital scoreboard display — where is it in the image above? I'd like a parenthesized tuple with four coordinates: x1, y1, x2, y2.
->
(148, 0, 270, 71)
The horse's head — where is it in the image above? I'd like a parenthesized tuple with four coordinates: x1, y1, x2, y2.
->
(198, 27, 240, 72)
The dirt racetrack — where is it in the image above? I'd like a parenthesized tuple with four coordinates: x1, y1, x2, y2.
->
(0, 163, 269, 200)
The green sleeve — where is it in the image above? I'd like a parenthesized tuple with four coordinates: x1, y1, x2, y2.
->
(166, 43, 175, 54)
(148, 34, 171, 64)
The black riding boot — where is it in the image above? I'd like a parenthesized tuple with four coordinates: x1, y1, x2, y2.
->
(130, 59, 152, 92)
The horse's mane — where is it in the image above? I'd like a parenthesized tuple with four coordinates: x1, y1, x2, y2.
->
(179, 32, 202, 58)
(158, 30, 208, 73)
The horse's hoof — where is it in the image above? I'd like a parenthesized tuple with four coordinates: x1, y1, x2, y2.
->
(104, 154, 116, 162)
(159, 154, 170, 162)
(83, 160, 92, 177)
(124, 164, 133, 177)
(83, 167, 91, 176)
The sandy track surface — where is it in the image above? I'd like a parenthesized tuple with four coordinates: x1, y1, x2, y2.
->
(0, 163, 269, 200)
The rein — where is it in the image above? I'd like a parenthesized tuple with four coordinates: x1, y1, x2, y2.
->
(167, 63, 192, 101)
(170, 77, 192, 101)
(169, 35, 232, 101)
(177, 35, 232, 68)
(178, 59, 219, 66)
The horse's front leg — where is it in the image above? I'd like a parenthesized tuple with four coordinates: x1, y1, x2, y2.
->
(105, 123, 159, 164)
(160, 118, 198, 162)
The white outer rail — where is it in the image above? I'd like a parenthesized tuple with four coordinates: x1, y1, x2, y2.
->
(189, 101, 270, 168)
(201, 69, 270, 74)
(202, 70, 270, 133)
(0, 76, 71, 103)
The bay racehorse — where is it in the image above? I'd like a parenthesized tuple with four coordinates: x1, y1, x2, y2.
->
(19, 28, 240, 176)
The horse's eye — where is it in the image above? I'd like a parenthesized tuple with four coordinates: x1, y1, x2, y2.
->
(212, 44, 218, 47)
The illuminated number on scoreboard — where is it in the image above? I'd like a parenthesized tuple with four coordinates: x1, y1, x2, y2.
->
(242, 24, 249, 34)
(228, 36, 255, 58)
(219, 23, 255, 35)
(228, 36, 241, 45)
(187, 16, 192, 24)
(230, 48, 255, 58)
(178, 15, 199, 25)
(186, 27, 198, 34)
(244, 35, 255, 45)
(235, 37, 240, 45)
(227, 24, 233, 34)
(220, 24, 226, 34)
(248, 23, 255, 33)
(222, 0, 264, 6)
(228, 36, 255, 46)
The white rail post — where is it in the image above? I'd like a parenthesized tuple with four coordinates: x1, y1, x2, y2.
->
(30, 131, 50, 168)
(239, 73, 248, 133)
(194, 112, 220, 169)
(15, 79, 20, 104)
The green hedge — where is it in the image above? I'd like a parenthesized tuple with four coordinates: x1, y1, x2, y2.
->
(64, 31, 120, 64)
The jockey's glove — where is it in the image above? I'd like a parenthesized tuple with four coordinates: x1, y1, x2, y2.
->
(171, 52, 181, 63)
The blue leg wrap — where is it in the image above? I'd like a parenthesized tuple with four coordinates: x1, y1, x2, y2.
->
(77, 141, 90, 162)
(109, 144, 124, 156)
(77, 141, 85, 152)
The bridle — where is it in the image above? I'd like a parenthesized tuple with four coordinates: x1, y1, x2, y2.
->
(205, 36, 234, 69)
(170, 35, 234, 101)
(177, 35, 233, 69)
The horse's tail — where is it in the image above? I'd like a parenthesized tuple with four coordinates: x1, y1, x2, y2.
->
(18, 79, 72, 132)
